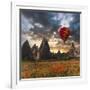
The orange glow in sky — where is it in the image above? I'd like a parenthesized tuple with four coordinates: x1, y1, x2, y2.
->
(50, 47, 70, 53)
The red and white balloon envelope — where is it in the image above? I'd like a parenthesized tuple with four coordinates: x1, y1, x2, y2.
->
(58, 26, 71, 43)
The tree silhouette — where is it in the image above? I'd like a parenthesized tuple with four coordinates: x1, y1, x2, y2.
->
(22, 40, 33, 60)
(32, 44, 39, 60)
(39, 38, 51, 60)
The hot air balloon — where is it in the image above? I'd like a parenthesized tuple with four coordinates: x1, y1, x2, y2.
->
(58, 26, 71, 43)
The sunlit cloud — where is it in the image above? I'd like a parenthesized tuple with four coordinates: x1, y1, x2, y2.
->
(34, 23, 43, 28)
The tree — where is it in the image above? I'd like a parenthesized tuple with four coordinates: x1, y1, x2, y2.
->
(39, 37, 51, 60)
(32, 44, 39, 60)
(21, 40, 33, 60)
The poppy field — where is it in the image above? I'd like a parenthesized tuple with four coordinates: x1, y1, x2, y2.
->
(20, 59, 80, 79)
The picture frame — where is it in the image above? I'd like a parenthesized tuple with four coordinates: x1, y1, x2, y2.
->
(11, 1, 87, 88)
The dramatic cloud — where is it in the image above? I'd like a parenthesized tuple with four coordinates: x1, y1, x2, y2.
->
(21, 14, 34, 32)
(48, 13, 74, 27)
(20, 9, 80, 47)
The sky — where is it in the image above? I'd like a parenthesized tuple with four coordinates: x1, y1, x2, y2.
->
(20, 9, 80, 53)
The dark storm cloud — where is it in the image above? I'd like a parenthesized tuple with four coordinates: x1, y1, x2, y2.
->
(70, 14, 80, 42)
(20, 9, 80, 42)
(70, 14, 80, 30)
(20, 9, 50, 27)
